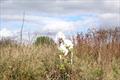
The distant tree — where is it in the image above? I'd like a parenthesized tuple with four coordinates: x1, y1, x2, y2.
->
(34, 36, 55, 46)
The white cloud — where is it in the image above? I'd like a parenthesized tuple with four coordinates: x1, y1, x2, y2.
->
(1, 13, 119, 34)
(98, 13, 120, 27)
(1, 0, 119, 15)
(0, 0, 120, 34)
(103, 0, 120, 9)
(1, 14, 75, 32)
(42, 19, 74, 32)
(1, 0, 119, 27)
(0, 28, 13, 38)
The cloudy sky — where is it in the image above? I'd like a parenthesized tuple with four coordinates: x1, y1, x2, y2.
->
(0, 0, 120, 38)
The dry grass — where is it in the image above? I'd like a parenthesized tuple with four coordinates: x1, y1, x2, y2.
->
(0, 27, 120, 80)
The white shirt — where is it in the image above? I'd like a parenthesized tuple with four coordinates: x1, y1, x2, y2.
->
(58, 39, 73, 56)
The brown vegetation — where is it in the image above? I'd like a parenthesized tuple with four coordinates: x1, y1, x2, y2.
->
(0, 27, 120, 80)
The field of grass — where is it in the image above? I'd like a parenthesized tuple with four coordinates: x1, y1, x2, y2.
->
(0, 28, 120, 80)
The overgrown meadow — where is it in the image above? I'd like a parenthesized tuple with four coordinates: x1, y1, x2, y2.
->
(0, 28, 120, 80)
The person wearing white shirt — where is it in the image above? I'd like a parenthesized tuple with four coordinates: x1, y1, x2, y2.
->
(55, 32, 73, 64)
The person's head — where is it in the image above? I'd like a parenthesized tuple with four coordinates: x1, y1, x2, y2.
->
(55, 32, 65, 44)
(58, 38, 64, 45)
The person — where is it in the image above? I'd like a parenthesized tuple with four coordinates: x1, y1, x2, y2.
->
(55, 32, 73, 64)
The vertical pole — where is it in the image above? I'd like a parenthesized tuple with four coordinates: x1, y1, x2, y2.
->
(20, 11, 25, 44)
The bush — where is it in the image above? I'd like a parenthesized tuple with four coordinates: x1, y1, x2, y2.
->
(34, 36, 54, 46)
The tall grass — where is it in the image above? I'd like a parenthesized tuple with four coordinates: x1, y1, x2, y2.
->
(0, 27, 120, 80)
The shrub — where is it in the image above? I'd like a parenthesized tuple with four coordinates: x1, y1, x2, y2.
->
(34, 36, 54, 46)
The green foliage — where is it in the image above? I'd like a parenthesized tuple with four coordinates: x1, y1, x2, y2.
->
(34, 36, 54, 46)
(112, 58, 120, 80)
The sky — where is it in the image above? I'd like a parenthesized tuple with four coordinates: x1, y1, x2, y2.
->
(0, 0, 120, 40)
